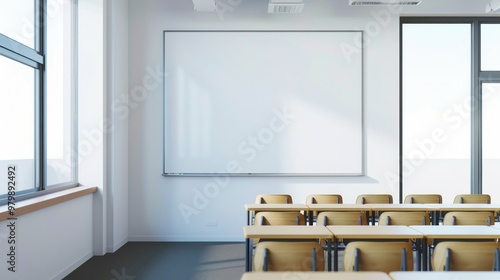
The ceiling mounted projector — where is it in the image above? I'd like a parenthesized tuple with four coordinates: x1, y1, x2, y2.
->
(268, 0, 304, 13)
(192, 0, 217, 12)
(486, 0, 500, 13)
(349, 0, 422, 5)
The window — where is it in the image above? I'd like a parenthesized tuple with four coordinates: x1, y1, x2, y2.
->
(401, 18, 500, 202)
(0, 0, 77, 203)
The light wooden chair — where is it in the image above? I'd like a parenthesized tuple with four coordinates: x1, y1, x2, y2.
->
(404, 194, 442, 204)
(253, 212, 306, 244)
(443, 211, 495, 226)
(253, 241, 325, 271)
(378, 212, 430, 226)
(306, 194, 343, 205)
(432, 241, 500, 271)
(356, 194, 393, 204)
(356, 194, 393, 224)
(316, 212, 367, 226)
(254, 211, 306, 226)
(453, 194, 491, 204)
(255, 194, 293, 204)
(306, 194, 343, 223)
(343, 241, 413, 273)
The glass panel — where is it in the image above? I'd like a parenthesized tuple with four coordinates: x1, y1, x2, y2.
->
(402, 24, 471, 203)
(46, 0, 74, 186)
(0, 55, 35, 193)
(481, 24, 500, 71)
(0, 0, 35, 48)
(482, 83, 500, 202)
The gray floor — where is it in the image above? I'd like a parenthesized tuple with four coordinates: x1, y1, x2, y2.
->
(64, 242, 246, 280)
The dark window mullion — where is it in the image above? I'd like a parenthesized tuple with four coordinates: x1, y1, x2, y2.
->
(471, 20, 482, 195)
(35, 0, 47, 191)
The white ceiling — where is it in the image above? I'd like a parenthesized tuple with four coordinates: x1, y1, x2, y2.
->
(178, 0, 499, 17)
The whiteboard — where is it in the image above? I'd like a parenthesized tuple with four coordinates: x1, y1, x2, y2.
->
(163, 31, 363, 176)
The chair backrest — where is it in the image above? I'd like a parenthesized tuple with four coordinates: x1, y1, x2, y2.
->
(255, 194, 293, 204)
(443, 211, 495, 226)
(356, 194, 393, 204)
(253, 241, 325, 271)
(316, 212, 367, 226)
(404, 194, 442, 204)
(378, 212, 430, 226)
(343, 241, 413, 273)
(432, 241, 500, 271)
(306, 194, 343, 205)
(254, 212, 306, 226)
(453, 194, 491, 204)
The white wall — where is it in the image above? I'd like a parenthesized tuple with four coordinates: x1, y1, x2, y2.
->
(128, 1, 401, 241)
(0, 195, 93, 280)
(105, 0, 130, 253)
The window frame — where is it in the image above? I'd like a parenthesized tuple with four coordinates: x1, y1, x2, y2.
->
(400, 17, 500, 203)
(0, 0, 78, 205)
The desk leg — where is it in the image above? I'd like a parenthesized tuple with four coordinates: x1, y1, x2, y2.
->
(247, 211, 250, 226)
(308, 210, 313, 226)
(245, 238, 253, 271)
(333, 238, 339, 271)
(422, 238, 428, 271)
(365, 211, 371, 226)
(327, 239, 332, 271)
(415, 239, 421, 271)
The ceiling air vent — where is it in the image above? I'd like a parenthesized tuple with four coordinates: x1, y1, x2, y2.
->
(268, 0, 304, 13)
(349, 0, 422, 5)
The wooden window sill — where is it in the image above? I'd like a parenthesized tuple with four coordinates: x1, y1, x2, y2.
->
(0, 186, 97, 222)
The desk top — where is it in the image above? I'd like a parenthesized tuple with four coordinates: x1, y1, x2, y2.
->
(410, 225, 500, 238)
(389, 271, 500, 280)
(327, 225, 423, 239)
(245, 204, 308, 211)
(241, 272, 391, 280)
(307, 204, 371, 211)
(367, 204, 437, 211)
(425, 204, 500, 211)
(243, 225, 333, 239)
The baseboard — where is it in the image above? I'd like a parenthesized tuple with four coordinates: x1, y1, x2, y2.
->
(128, 236, 244, 242)
(106, 237, 128, 253)
(51, 251, 93, 280)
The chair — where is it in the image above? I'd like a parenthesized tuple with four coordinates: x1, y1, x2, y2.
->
(356, 194, 393, 204)
(253, 212, 307, 244)
(343, 241, 413, 272)
(356, 194, 393, 224)
(306, 194, 343, 223)
(453, 194, 491, 204)
(255, 194, 293, 204)
(254, 211, 306, 226)
(316, 212, 367, 226)
(378, 212, 430, 226)
(253, 241, 325, 271)
(404, 194, 442, 204)
(443, 211, 495, 226)
(306, 194, 343, 205)
(432, 241, 500, 271)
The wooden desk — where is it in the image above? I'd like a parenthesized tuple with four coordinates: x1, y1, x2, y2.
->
(410, 225, 500, 271)
(390, 271, 500, 280)
(245, 204, 309, 225)
(306, 204, 371, 225)
(427, 204, 500, 222)
(241, 271, 392, 280)
(327, 226, 423, 271)
(243, 226, 333, 272)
